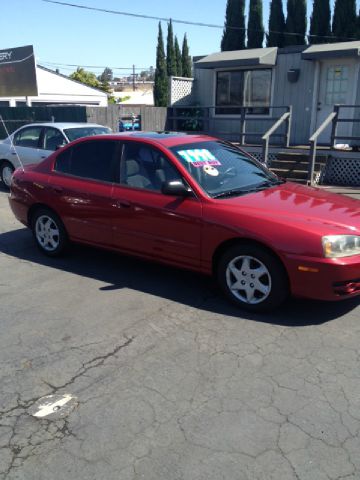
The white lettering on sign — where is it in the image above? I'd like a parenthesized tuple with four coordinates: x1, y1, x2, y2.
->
(177, 149, 221, 168)
(0, 51, 13, 62)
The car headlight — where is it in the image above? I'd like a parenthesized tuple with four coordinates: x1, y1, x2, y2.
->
(322, 235, 360, 258)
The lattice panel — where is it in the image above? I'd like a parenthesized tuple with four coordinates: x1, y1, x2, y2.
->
(170, 77, 194, 106)
(247, 152, 277, 165)
(321, 156, 360, 187)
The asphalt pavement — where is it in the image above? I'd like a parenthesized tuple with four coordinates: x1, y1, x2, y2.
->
(0, 186, 360, 480)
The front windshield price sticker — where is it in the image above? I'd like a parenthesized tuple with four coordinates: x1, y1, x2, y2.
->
(178, 149, 221, 167)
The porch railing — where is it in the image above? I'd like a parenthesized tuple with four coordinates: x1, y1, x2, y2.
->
(308, 111, 338, 185)
(330, 105, 360, 146)
(262, 107, 292, 166)
(308, 104, 360, 185)
(166, 105, 292, 147)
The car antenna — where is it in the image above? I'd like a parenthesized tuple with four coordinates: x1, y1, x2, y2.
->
(0, 115, 25, 172)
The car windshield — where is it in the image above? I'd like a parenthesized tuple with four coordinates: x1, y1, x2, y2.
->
(64, 127, 111, 142)
(170, 141, 283, 198)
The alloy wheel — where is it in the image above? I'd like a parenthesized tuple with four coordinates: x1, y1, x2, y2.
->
(35, 215, 60, 252)
(225, 255, 272, 305)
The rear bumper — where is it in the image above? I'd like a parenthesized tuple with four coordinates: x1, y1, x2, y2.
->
(285, 253, 360, 301)
(8, 194, 29, 227)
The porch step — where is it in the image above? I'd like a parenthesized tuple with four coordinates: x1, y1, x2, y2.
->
(276, 151, 327, 164)
(270, 167, 308, 181)
(270, 151, 328, 183)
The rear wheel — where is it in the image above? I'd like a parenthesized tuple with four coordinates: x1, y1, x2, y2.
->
(217, 244, 289, 312)
(0, 161, 14, 189)
(31, 208, 68, 257)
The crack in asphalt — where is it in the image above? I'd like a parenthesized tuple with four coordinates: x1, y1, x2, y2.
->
(0, 337, 134, 479)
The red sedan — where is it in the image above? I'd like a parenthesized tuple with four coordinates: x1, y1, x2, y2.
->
(8, 132, 360, 311)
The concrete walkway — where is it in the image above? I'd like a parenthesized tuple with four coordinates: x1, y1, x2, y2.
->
(318, 186, 360, 200)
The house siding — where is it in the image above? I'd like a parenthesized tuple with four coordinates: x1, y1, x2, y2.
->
(193, 51, 317, 145)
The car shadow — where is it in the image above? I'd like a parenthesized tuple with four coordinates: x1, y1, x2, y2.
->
(0, 227, 359, 327)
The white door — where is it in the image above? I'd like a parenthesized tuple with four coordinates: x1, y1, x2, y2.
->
(315, 60, 355, 144)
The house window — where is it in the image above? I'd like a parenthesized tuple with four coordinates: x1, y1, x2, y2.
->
(216, 69, 272, 115)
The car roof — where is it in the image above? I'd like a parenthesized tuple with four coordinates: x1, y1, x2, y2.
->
(104, 131, 217, 147)
(17, 122, 108, 129)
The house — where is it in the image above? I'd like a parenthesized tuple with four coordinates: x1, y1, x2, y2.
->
(172, 41, 360, 145)
(169, 41, 360, 187)
(0, 65, 108, 107)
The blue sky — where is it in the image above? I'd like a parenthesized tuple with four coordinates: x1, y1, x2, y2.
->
(1, 0, 355, 77)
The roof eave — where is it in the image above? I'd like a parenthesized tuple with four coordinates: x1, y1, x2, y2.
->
(302, 48, 360, 60)
(194, 49, 277, 70)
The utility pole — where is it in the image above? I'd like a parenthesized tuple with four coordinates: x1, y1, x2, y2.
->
(132, 64, 136, 92)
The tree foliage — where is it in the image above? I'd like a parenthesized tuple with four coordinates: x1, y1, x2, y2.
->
(267, 0, 285, 47)
(247, 0, 264, 48)
(284, 0, 307, 46)
(310, 0, 331, 44)
(69, 68, 115, 103)
(154, 23, 168, 107)
(332, 0, 357, 41)
(174, 36, 183, 77)
(221, 0, 246, 51)
(99, 67, 113, 83)
(166, 19, 177, 77)
(182, 34, 192, 78)
(70, 68, 100, 88)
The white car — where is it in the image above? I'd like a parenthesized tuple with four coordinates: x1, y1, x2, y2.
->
(0, 122, 112, 188)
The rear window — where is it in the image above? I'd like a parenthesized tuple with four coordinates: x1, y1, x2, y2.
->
(64, 127, 111, 142)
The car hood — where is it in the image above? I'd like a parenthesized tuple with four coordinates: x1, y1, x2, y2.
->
(216, 182, 360, 236)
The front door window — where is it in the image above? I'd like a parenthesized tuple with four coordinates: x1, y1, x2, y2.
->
(325, 66, 349, 105)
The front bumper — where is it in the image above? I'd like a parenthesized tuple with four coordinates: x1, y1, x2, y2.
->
(284, 253, 360, 301)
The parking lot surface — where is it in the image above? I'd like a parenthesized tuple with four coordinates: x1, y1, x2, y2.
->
(0, 187, 360, 480)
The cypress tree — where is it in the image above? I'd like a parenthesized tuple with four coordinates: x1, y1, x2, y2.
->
(284, 0, 307, 46)
(154, 23, 168, 107)
(175, 36, 183, 77)
(332, 0, 357, 42)
(310, 0, 331, 44)
(221, 0, 246, 51)
(267, 0, 285, 47)
(182, 34, 192, 78)
(247, 0, 264, 48)
(166, 19, 177, 77)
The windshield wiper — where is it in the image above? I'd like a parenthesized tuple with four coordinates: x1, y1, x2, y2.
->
(212, 179, 284, 199)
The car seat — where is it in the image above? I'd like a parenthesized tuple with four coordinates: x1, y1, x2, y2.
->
(125, 159, 152, 189)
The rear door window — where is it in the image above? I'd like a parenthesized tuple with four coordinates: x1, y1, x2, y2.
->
(14, 127, 43, 148)
(55, 140, 120, 183)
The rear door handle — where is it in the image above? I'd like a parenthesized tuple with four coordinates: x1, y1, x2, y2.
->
(53, 186, 63, 194)
(116, 200, 131, 208)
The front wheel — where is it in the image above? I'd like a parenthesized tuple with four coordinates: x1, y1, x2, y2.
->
(0, 161, 15, 189)
(217, 244, 289, 312)
(31, 208, 68, 257)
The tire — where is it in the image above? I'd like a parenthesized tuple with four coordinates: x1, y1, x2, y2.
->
(217, 244, 289, 312)
(0, 161, 15, 189)
(31, 208, 68, 257)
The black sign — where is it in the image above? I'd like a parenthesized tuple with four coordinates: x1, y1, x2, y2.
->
(0, 45, 38, 97)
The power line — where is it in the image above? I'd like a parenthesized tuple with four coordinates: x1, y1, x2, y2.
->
(40, 60, 149, 70)
(42, 0, 357, 42)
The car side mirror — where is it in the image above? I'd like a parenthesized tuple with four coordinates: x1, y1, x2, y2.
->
(161, 180, 193, 197)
